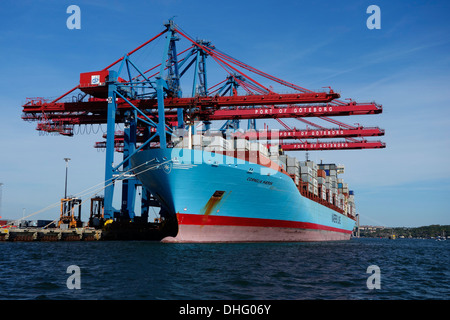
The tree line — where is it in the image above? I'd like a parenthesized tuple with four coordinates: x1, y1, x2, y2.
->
(359, 225, 450, 239)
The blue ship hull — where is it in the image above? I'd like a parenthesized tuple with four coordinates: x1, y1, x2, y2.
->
(131, 148, 355, 242)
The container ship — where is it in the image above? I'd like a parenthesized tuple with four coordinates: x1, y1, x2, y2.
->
(131, 132, 357, 243)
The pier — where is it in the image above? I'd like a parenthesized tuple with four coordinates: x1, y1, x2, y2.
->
(0, 227, 102, 242)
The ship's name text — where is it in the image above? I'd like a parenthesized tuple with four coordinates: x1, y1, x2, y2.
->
(247, 177, 273, 185)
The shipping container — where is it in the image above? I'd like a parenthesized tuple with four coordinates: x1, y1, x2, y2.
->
(259, 144, 269, 157)
(209, 136, 232, 150)
(312, 178, 318, 187)
(269, 155, 279, 163)
(317, 169, 326, 178)
(192, 134, 203, 146)
(249, 142, 259, 151)
(287, 166, 300, 175)
(317, 177, 327, 185)
(287, 157, 299, 167)
(269, 145, 279, 155)
(301, 173, 313, 184)
(235, 138, 249, 150)
(300, 166, 313, 176)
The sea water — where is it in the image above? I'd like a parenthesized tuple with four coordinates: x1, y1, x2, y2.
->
(0, 238, 448, 300)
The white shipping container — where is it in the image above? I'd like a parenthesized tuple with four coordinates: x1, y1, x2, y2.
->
(313, 186, 318, 196)
(172, 137, 183, 148)
(301, 174, 313, 184)
(249, 142, 258, 151)
(287, 166, 300, 175)
(202, 135, 212, 145)
(192, 135, 203, 146)
(210, 136, 232, 150)
(182, 138, 190, 149)
(300, 166, 313, 176)
(308, 183, 313, 193)
(259, 144, 269, 157)
(269, 155, 279, 162)
(272, 159, 285, 169)
(235, 139, 249, 150)
(209, 136, 223, 146)
(287, 157, 299, 167)
(269, 145, 279, 153)
(206, 145, 226, 152)
(312, 178, 318, 187)
(303, 161, 317, 170)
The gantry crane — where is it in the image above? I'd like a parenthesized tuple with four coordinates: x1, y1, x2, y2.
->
(21, 20, 385, 223)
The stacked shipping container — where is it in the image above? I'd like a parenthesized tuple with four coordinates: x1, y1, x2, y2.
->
(173, 134, 357, 219)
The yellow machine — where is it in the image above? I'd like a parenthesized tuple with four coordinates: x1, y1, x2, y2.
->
(58, 198, 82, 228)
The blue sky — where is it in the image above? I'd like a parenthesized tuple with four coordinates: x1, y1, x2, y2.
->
(0, 0, 449, 227)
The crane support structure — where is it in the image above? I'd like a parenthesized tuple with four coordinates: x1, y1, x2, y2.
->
(21, 19, 386, 223)
(277, 140, 386, 151)
(233, 126, 384, 140)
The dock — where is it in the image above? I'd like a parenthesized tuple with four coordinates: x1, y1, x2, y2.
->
(0, 227, 102, 242)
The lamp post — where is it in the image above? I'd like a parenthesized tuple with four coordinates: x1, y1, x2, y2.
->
(64, 158, 71, 199)
(0, 183, 3, 219)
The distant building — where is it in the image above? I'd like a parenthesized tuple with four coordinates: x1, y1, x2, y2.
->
(359, 225, 385, 232)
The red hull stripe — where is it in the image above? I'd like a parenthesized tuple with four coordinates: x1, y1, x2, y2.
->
(177, 213, 352, 234)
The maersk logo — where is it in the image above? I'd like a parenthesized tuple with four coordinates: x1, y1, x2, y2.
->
(91, 75, 100, 85)
(332, 213, 341, 224)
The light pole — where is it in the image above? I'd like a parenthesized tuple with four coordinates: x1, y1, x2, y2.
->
(0, 183, 3, 219)
(64, 158, 71, 199)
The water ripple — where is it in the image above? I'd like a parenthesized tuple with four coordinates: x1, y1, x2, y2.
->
(0, 239, 448, 299)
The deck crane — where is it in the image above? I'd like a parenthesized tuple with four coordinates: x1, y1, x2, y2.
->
(21, 19, 385, 223)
